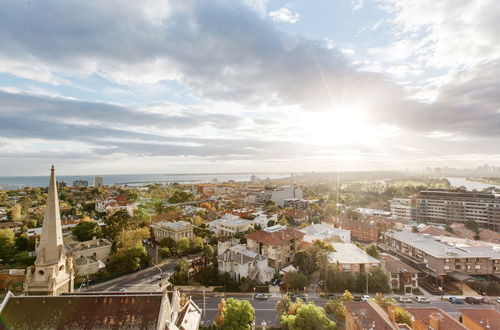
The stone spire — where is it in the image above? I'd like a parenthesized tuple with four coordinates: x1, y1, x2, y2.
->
(36, 165, 64, 266)
(24, 166, 74, 296)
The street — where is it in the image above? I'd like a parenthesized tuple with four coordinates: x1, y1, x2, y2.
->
(83, 263, 500, 328)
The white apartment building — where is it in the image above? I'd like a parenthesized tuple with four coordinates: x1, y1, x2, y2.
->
(150, 221, 194, 242)
(208, 214, 254, 236)
(390, 198, 414, 221)
(300, 223, 351, 243)
(328, 243, 381, 273)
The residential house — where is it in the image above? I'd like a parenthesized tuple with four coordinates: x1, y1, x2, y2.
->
(407, 308, 467, 330)
(299, 223, 351, 244)
(151, 221, 194, 242)
(380, 253, 419, 294)
(245, 225, 304, 270)
(64, 236, 112, 276)
(328, 243, 381, 273)
(281, 209, 309, 224)
(217, 242, 274, 283)
(326, 218, 379, 243)
(252, 212, 278, 229)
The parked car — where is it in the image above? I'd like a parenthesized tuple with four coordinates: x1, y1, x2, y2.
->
(271, 278, 281, 286)
(254, 293, 269, 301)
(119, 288, 128, 292)
(361, 295, 372, 302)
(397, 296, 413, 304)
(448, 297, 464, 304)
(481, 298, 494, 305)
(290, 294, 307, 302)
(465, 297, 482, 304)
(327, 294, 337, 300)
(415, 296, 430, 303)
(353, 296, 362, 302)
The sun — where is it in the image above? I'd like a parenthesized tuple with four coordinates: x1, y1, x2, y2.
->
(299, 107, 377, 146)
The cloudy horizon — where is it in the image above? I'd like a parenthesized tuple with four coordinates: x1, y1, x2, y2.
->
(1, 0, 499, 176)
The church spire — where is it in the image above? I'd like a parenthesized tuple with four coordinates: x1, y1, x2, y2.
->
(36, 165, 64, 266)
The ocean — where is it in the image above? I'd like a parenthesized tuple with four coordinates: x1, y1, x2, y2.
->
(0, 172, 290, 188)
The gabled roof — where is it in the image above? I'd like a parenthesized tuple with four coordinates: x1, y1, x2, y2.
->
(345, 301, 397, 330)
(459, 309, 500, 330)
(1, 293, 163, 329)
(245, 227, 304, 246)
(407, 308, 467, 329)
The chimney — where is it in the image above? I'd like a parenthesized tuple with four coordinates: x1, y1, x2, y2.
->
(429, 314, 439, 330)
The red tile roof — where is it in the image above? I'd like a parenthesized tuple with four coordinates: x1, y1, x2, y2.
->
(245, 228, 304, 246)
(407, 308, 467, 329)
(345, 301, 398, 330)
(459, 309, 500, 330)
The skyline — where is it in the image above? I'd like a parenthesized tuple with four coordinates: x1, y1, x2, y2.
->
(1, 0, 499, 175)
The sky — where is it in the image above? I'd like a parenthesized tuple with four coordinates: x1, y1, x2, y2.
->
(0, 0, 499, 175)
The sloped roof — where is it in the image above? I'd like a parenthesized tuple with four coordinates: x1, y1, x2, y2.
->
(1, 294, 163, 329)
(245, 227, 304, 246)
(407, 308, 467, 329)
(459, 309, 500, 330)
(345, 301, 397, 330)
(380, 254, 419, 274)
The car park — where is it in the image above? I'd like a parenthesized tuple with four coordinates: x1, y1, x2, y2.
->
(448, 297, 465, 304)
(415, 296, 430, 303)
(254, 293, 269, 301)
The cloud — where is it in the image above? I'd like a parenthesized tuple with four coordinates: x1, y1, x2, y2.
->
(268, 7, 300, 23)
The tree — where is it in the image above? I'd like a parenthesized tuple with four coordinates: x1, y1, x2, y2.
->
(368, 268, 390, 293)
(160, 247, 170, 258)
(216, 298, 255, 330)
(104, 209, 138, 241)
(281, 303, 336, 330)
(11, 204, 22, 221)
(365, 244, 380, 259)
(214, 298, 227, 327)
(324, 291, 353, 321)
(293, 250, 315, 275)
(276, 294, 293, 315)
(133, 208, 151, 226)
(108, 245, 149, 273)
(267, 220, 276, 227)
(171, 258, 190, 284)
(190, 236, 204, 252)
(73, 220, 102, 241)
(202, 244, 214, 265)
(159, 237, 176, 248)
(176, 237, 190, 255)
(0, 229, 16, 262)
(192, 215, 203, 226)
(283, 271, 309, 289)
(116, 227, 150, 249)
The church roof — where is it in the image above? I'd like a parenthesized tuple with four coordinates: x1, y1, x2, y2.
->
(1, 293, 164, 329)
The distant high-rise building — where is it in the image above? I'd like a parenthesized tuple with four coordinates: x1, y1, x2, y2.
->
(93, 176, 104, 187)
(72, 180, 88, 187)
(415, 190, 500, 231)
(56, 181, 67, 189)
(24, 166, 74, 295)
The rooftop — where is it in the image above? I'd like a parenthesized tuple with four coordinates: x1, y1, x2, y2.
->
(345, 301, 397, 330)
(380, 254, 419, 274)
(152, 220, 192, 231)
(328, 243, 381, 265)
(459, 309, 500, 330)
(245, 227, 304, 246)
(407, 308, 467, 329)
(384, 231, 500, 259)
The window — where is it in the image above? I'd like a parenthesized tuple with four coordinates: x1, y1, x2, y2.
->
(475, 265, 481, 270)
(455, 265, 461, 270)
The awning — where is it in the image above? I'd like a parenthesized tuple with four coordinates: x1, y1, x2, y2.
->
(447, 271, 475, 282)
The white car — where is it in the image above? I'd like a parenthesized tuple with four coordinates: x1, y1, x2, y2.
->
(415, 296, 430, 303)
(361, 295, 372, 301)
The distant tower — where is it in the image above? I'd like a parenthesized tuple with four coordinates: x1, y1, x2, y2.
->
(94, 176, 104, 187)
(24, 166, 74, 296)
